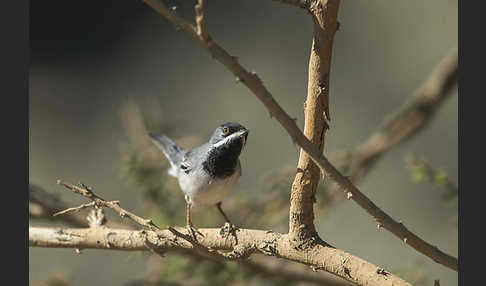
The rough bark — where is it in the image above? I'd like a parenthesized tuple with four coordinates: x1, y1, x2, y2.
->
(30, 226, 411, 286)
(289, 0, 340, 247)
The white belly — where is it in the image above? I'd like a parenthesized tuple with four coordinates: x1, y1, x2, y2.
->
(189, 170, 239, 206)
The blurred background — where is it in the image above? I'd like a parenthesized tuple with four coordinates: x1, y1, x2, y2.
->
(29, 0, 457, 285)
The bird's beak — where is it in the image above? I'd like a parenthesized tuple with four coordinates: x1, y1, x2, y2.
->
(238, 129, 249, 146)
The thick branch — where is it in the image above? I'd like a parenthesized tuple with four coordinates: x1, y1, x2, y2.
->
(30, 226, 410, 286)
(52, 182, 344, 286)
(289, 0, 340, 245)
(142, 0, 457, 271)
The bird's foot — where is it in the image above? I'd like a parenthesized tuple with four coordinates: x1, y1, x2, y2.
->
(186, 224, 204, 241)
(219, 222, 239, 244)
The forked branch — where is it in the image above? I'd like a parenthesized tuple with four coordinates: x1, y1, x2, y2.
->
(141, 0, 457, 271)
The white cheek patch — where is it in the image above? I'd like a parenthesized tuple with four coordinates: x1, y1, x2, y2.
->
(213, 132, 240, 148)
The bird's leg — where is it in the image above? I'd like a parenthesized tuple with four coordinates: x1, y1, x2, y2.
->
(186, 202, 203, 240)
(216, 202, 238, 244)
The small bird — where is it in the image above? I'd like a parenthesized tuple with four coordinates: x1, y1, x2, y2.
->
(148, 122, 249, 237)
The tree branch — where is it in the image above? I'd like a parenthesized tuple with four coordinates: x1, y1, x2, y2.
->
(29, 184, 88, 227)
(51, 181, 348, 286)
(289, 0, 340, 246)
(140, 0, 457, 271)
(33, 180, 410, 285)
(341, 48, 458, 184)
(30, 226, 411, 286)
(328, 47, 458, 202)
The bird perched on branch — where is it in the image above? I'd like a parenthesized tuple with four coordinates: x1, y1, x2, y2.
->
(149, 122, 249, 239)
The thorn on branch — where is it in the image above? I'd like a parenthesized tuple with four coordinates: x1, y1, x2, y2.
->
(250, 71, 262, 84)
(318, 82, 326, 94)
(346, 192, 353, 199)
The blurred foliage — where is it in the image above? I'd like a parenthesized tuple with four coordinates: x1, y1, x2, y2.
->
(405, 153, 458, 203)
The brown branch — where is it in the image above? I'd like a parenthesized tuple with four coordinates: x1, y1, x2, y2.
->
(57, 180, 350, 286)
(30, 183, 136, 230)
(336, 48, 458, 185)
(29, 184, 88, 227)
(44, 180, 405, 285)
(289, 0, 340, 246)
(140, 0, 457, 271)
(52, 202, 97, 217)
(29, 226, 411, 286)
(160, 246, 352, 286)
(55, 180, 160, 231)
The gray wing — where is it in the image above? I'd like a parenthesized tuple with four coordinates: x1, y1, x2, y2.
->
(179, 143, 210, 175)
(148, 133, 184, 177)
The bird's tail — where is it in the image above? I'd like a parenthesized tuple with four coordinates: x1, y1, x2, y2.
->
(148, 133, 184, 177)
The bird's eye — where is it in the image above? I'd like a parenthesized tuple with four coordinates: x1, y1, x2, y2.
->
(222, 127, 230, 135)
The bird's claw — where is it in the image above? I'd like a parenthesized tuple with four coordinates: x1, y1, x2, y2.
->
(219, 222, 239, 244)
(186, 224, 203, 241)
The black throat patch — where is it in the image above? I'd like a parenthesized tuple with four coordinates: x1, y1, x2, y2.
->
(203, 138, 243, 179)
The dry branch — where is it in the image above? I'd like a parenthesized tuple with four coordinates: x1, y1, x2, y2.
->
(141, 0, 457, 271)
(51, 180, 346, 285)
(55, 180, 160, 231)
(30, 226, 411, 286)
(289, 0, 340, 246)
(29, 184, 88, 227)
(33, 180, 410, 285)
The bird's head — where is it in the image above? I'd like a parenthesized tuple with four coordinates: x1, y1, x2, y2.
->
(210, 122, 249, 150)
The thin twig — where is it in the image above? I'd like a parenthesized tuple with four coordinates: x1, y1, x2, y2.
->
(56, 180, 160, 231)
(141, 0, 458, 271)
(53, 202, 97, 217)
(29, 184, 88, 227)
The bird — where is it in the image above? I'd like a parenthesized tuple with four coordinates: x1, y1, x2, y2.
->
(148, 122, 249, 238)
